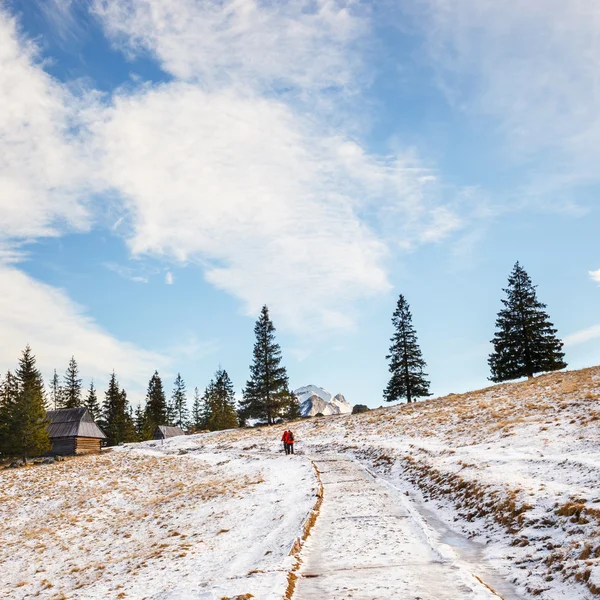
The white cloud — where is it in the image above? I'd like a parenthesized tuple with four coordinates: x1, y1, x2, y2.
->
(92, 0, 366, 93)
(0, 9, 97, 247)
(413, 0, 600, 201)
(564, 324, 600, 347)
(590, 269, 600, 284)
(104, 262, 150, 283)
(0, 2, 472, 340)
(89, 83, 461, 330)
(165, 271, 174, 285)
(0, 264, 169, 399)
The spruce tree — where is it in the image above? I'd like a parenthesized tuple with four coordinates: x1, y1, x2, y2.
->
(102, 373, 137, 445)
(191, 386, 204, 432)
(240, 305, 290, 424)
(62, 356, 82, 409)
(284, 391, 302, 420)
(143, 371, 167, 439)
(9, 346, 51, 459)
(49, 369, 61, 410)
(134, 404, 145, 440)
(170, 373, 189, 430)
(206, 368, 238, 431)
(489, 262, 567, 382)
(84, 381, 101, 421)
(121, 392, 138, 442)
(384, 294, 431, 404)
(0, 371, 18, 458)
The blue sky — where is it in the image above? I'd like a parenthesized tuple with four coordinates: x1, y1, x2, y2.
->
(1, 0, 599, 408)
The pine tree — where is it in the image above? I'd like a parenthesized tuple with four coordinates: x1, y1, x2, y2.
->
(170, 373, 189, 430)
(143, 371, 167, 439)
(284, 391, 302, 420)
(62, 356, 82, 409)
(84, 380, 101, 422)
(206, 368, 238, 431)
(384, 295, 431, 404)
(489, 262, 567, 382)
(8, 346, 51, 459)
(134, 404, 145, 440)
(191, 386, 204, 432)
(0, 371, 19, 458)
(121, 392, 138, 443)
(49, 369, 61, 410)
(240, 305, 290, 424)
(102, 372, 136, 445)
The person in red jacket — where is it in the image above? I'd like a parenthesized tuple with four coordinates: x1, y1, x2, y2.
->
(287, 430, 295, 455)
(281, 430, 290, 455)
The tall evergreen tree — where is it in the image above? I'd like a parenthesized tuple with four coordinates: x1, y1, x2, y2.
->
(170, 373, 189, 430)
(84, 380, 101, 421)
(121, 392, 138, 442)
(143, 371, 167, 439)
(284, 391, 302, 420)
(240, 305, 290, 424)
(8, 346, 51, 459)
(384, 295, 431, 404)
(49, 369, 62, 410)
(0, 371, 19, 458)
(134, 404, 145, 440)
(489, 262, 567, 382)
(102, 372, 136, 445)
(191, 386, 204, 431)
(62, 356, 82, 409)
(205, 368, 238, 431)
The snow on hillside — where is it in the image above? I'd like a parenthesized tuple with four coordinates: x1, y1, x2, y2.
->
(0, 440, 316, 600)
(203, 367, 600, 600)
(293, 384, 351, 417)
(2, 367, 599, 600)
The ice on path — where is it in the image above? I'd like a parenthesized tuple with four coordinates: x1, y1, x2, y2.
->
(294, 457, 500, 600)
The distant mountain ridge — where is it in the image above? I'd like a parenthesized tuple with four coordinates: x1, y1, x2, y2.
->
(293, 385, 352, 417)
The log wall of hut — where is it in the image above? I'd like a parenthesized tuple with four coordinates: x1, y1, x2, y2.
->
(74, 437, 102, 455)
(50, 437, 102, 456)
(50, 438, 76, 456)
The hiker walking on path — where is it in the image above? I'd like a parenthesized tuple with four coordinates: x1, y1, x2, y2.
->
(287, 430, 295, 455)
(281, 430, 290, 455)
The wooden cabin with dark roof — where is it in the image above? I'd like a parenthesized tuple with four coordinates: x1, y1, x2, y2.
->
(46, 408, 106, 455)
(154, 425, 186, 440)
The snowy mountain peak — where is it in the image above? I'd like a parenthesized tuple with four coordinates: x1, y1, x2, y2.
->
(293, 385, 351, 417)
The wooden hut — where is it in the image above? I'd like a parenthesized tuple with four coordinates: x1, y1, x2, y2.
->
(46, 408, 106, 455)
(154, 425, 185, 440)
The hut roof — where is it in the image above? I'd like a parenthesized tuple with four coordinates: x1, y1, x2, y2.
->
(46, 408, 106, 439)
(155, 425, 185, 439)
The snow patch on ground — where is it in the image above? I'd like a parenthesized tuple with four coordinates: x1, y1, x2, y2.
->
(0, 436, 316, 600)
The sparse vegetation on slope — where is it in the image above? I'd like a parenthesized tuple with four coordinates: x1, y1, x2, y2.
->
(204, 366, 600, 599)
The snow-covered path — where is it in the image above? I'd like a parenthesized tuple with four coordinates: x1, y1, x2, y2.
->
(294, 456, 501, 600)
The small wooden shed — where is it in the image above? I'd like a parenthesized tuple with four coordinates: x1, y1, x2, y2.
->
(46, 408, 106, 456)
(154, 425, 185, 440)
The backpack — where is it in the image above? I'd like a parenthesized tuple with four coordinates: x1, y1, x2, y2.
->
(288, 431, 294, 442)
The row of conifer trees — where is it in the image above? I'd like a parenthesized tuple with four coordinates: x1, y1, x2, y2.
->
(0, 305, 296, 458)
(383, 262, 568, 403)
(1, 262, 569, 458)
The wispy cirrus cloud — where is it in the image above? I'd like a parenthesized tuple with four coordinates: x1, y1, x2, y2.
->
(564, 325, 600, 347)
(92, 0, 367, 92)
(0, 264, 170, 396)
(0, 9, 169, 390)
(0, 1, 472, 339)
(104, 262, 150, 283)
(83, 1, 471, 330)
(0, 9, 97, 248)
(412, 0, 600, 208)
